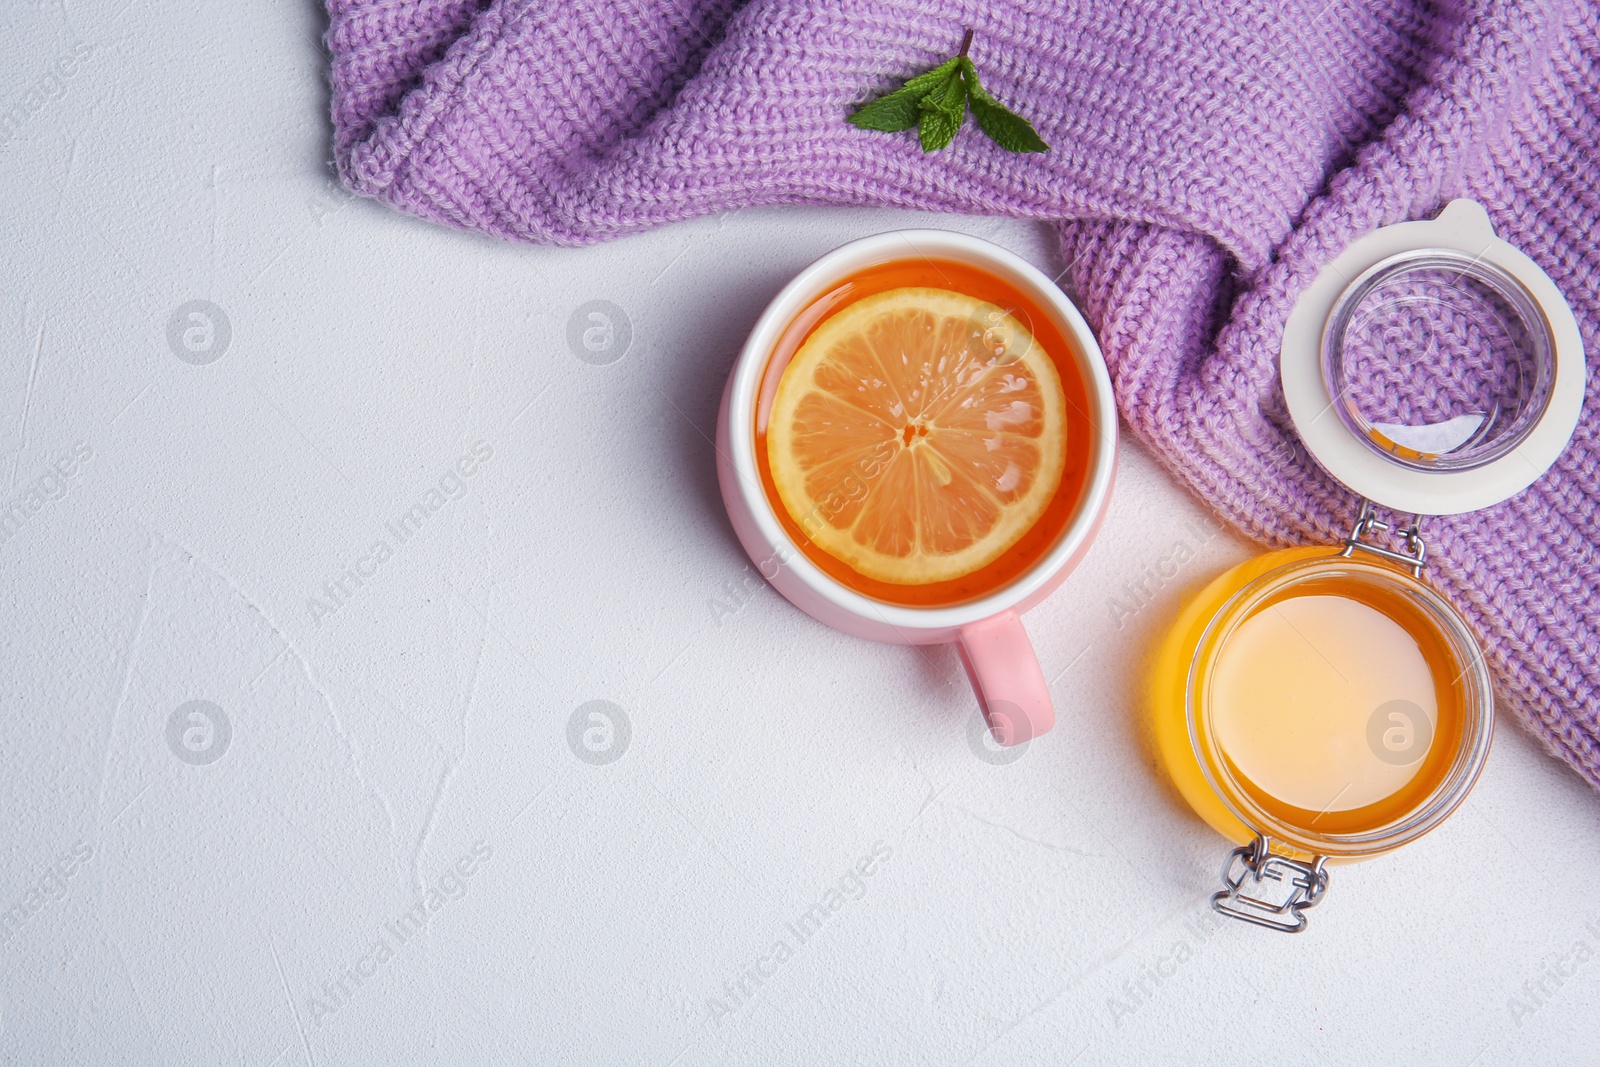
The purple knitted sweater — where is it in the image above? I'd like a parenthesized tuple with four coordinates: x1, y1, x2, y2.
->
(324, 0, 1600, 789)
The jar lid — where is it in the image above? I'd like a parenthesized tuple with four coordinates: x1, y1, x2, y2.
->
(1280, 200, 1586, 515)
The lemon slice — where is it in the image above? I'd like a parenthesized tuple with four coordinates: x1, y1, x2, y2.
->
(768, 287, 1067, 585)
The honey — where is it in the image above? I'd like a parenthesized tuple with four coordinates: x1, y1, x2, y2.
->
(1205, 586, 1466, 836)
(1143, 200, 1580, 930)
(1152, 547, 1488, 858)
(752, 258, 1096, 608)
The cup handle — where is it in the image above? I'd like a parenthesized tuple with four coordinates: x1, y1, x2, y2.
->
(956, 610, 1054, 746)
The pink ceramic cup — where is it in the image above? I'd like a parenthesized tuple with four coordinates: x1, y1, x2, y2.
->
(716, 230, 1117, 746)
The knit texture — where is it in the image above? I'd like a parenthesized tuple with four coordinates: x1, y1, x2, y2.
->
(324, 0, 1600, 789)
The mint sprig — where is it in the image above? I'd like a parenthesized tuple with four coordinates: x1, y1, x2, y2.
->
(848, 30, 1048, 154)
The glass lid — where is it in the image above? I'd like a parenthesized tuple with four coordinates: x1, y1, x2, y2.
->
(1323, 249, 1554, 473)
(1281, 200, 1586, 515)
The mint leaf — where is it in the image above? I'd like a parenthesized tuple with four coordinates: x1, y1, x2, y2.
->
(848, 30, 1048, 154)
(918, 107, 963, 152)
(917, 63, 966, 152)
(961, 60, 1048, 153)
(848, 57, 961, 133)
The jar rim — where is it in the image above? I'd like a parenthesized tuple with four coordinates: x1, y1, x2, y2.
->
(1184, 552, 1493, 857)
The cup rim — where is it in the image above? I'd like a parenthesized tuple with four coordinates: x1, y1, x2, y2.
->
(723, 228, 1118, 633)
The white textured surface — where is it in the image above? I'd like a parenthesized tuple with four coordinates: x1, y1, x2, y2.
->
(3, 4, 1599, 1065)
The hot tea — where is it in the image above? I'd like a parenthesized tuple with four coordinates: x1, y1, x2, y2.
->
(754, 258, 1096, 608)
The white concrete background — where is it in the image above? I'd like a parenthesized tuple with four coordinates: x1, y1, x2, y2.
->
(3, 3, 1599, 1065)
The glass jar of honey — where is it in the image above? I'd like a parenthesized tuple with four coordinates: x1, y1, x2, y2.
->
(1151, 200, 1586, 932)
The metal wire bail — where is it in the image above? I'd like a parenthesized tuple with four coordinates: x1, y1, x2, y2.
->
(1339, 499, 1427, 577)
(1211, 835, 1330, 933)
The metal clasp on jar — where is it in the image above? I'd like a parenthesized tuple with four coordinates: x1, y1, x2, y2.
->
(1339, 499, 1427, 577)
(1211, 834, 1329, 933)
